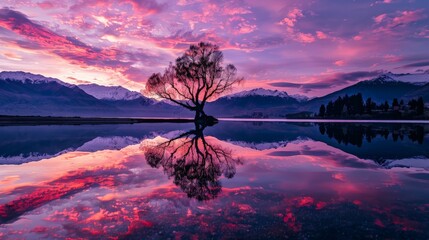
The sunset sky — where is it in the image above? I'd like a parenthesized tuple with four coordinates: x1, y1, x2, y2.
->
(0, 0, 428, 97)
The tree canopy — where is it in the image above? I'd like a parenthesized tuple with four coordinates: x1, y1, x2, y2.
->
(146, 42, 243, 122)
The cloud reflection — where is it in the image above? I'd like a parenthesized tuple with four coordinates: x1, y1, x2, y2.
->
(0, 123, 428, 238)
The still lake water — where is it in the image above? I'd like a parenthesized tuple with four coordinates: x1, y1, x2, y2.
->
(0, 121, 428, 239)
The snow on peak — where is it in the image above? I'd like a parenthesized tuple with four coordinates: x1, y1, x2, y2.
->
(290, 94, 310, 102)
(0, 71, 74, 87)
(367, 72, 429, 84)
(368, 73, 398, 83)
(78, 84, 143, 101)
(226, 88, 290, 99)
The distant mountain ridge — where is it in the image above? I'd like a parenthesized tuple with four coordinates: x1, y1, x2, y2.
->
(379, 72, 429, 84)
(226, 88, 291, 99)
(0, 71, 74, 87)
(78, 84, 146, 101)
(0, 71, 186, 117)
(206, 88, 301, 117)
(0, 71, 428, 117)
(223, 88, 308, 102)
(404, 82, 429, 101)
(0, 71, 116, 116)
(303, 73, 429, 112)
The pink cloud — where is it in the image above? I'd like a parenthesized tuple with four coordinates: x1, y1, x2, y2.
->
(373, 9, 427, 35)
(277, 8, 321, 44)
(0, 9, 100, 61)
(223, 7, 252, 16)
(316, 31, 328, 39)
(374, 14, 387, 24)
(392, 10, 426, 26)
(234, 22, 257, 34)
(417, 28, 429, 38)
(177, 0, 205, 6)
(179, 1, 256, 38)
(295, 33, 315, 43)
(384, 54, 402, 62)
(334, 60, 346, 66)
(228, 16, 257, 35)
(353, 35, 363, 41)
(126, 0, 165, 14)
(0, 0, 428, 96)
(0, 8, 166, 84)
(36, 1, 57, 9)
(278, 8, 303, 28)
(288, 8, 304, 19)
(2, 52, 22, 61)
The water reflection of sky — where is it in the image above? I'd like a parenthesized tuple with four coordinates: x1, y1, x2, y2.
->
(0, 122, 428, 239)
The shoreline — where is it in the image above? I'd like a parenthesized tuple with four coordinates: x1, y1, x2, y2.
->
(1, 115, 429, 126)
(0, 115, 194, 126)
(220, 118, 429, 124)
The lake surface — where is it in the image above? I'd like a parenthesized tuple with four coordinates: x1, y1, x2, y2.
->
(0, 121, 428, 239)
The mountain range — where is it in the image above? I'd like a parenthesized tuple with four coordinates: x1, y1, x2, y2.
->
(0, 71, 186, 117)
(304, 73, 429, 112)
(0, 71, 428, 117)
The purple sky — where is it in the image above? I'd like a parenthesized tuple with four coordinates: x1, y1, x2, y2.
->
(0, 0, 428, 97)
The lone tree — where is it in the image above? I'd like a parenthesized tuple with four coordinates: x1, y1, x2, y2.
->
(146, 42, 243, 124)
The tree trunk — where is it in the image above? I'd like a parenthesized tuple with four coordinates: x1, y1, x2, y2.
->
(194, 108, 218, 126)
(194, 109, 203, 121)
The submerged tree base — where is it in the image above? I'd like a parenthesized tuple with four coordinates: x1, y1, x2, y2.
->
(195, 115, 218, 126)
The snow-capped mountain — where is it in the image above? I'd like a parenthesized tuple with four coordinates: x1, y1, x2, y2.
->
(226, 88, 291, 99)
(378, 72, 429, 84)
(305, 72, 428, 111)
(222, 88, 311, 103)
(365, 73, 399, 84)
(290, 94, 310, 102)
(205, 88, 302, 117)
(1, 70, 427, 118)
(0, 71, 73, 87)
(361, 73, 416, 85)
(0, 71, 119, 116)
(78, 84, 144, 101)
(0, 71, 184, 117)
(356, 72, 429, 86)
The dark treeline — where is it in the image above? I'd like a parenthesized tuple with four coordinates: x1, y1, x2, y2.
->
(317, 123, 425, 148)
(317, 93, 425, 118)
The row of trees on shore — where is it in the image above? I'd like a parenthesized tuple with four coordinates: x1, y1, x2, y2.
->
(318, 93, 425, 117)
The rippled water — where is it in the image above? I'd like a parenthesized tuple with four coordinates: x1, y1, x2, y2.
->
(0, 121, 428, 239)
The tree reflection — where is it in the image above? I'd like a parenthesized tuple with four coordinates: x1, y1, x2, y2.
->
(142, 124, 241, 201)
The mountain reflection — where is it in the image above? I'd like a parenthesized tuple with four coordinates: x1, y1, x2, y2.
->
(141, 124, 241, 201)
(1, 122, 428, 166)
